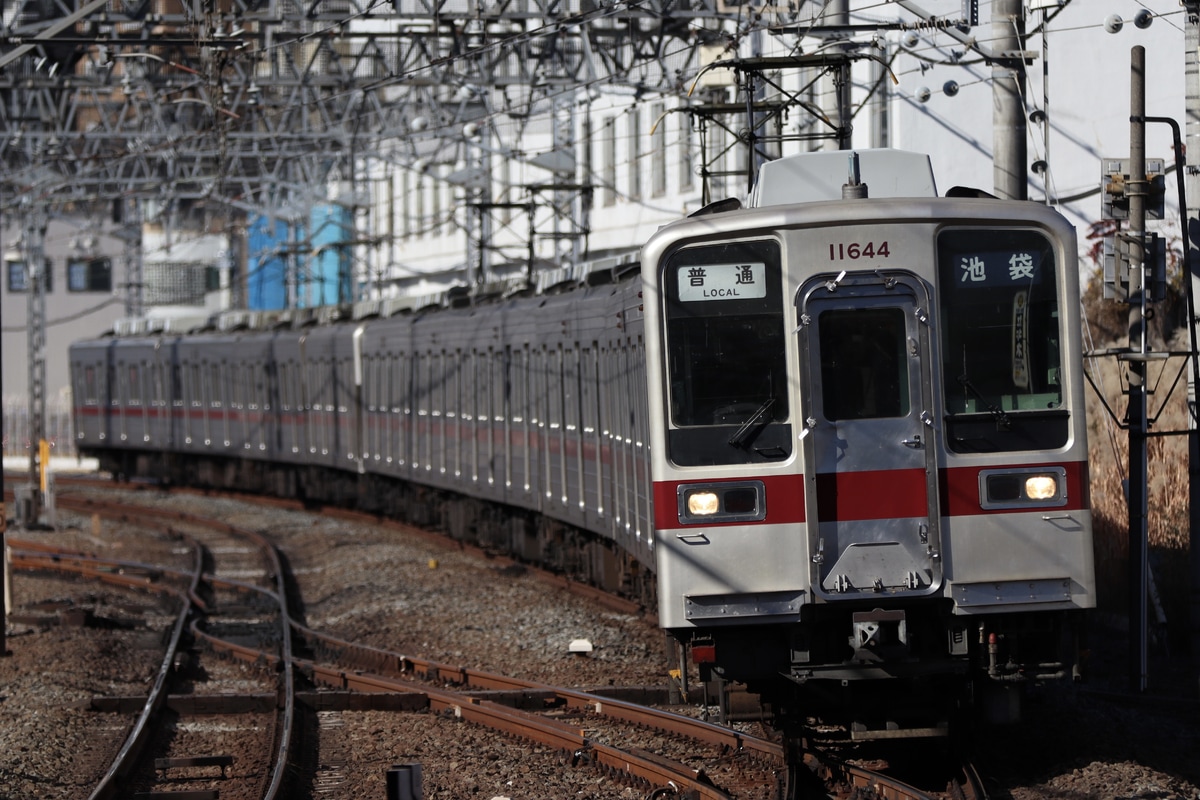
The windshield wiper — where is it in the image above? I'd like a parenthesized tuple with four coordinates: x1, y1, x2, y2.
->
(728, 398, 776, 449)
(957, 374, 1011, 428)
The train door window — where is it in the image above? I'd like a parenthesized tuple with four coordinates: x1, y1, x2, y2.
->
(609, 345, 628, 535)
(570, 344, 586, 510)
(313, 360, 324, 455)
(547, 346, 561, 501)
(530, 347, 546, 498)
(937, 228, 1067, 452)
(83, 366, 98, 405)
(127, 365, 140, 406)
(508, 346, 525, 491)
(466, 350, 479, 482)
(305, 361, 316, 453)
(383, 355, 393, 463)
(631, 336, 648, 542)
(230, 363, 242, 446)
(660, 239, 791, 466)
(172, 361, 182, 409)
(152, 359, 165, 409)
(190, 364, 202, 408)
(325, 358, 333, 455)
(435, 352, 447, 475)
(398, 352, 412, 465)
(369, 356, 380, 463)
(597, 346, 615, 522)
(485, 348, 498, 486)
(582, 344, 602, 517)
(247, 363, 258, 411)
(278, 362, 289, 412)
(456, 350, 468, 479)
(560, 344, 575, 505)
(420, 352, 432, 471)
(209, 364, 222, 408)
(323, 359, 334, 456)
(412, 352, 424, 471)
(819, 308, 909, 421)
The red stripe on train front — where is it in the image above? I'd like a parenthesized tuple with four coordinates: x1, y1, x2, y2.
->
(653, 474, 806, 530)
(652, 460, 1089, 531)
(939, 460, 1089, 516)
(815, 468, 929, 521)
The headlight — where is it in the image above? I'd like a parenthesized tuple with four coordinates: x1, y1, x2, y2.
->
(678, 481, 766, 524)
(687, 491, 720, 516)
(1024, 474, 1058, 501)
(980, 467, 1067, 509)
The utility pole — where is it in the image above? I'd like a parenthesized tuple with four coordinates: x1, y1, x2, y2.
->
(992, 0, 1028, 199)
(819, 0, 851, 151)
(23, 206, 48, 527)
(1127, 46, 1150, 693)
(1183, 0, 1200, 682)
(121, 198, 144, 319)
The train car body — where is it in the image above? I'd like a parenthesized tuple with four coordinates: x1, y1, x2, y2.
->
(643, 150, 1094, 734)
(69, 149, 1094, 738)
(70, 268, 656, 600)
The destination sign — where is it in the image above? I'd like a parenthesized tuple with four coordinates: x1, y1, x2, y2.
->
(677, 262, 767, 302)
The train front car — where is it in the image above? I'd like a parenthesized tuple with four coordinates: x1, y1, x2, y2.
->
(642, 151, 1095, 740)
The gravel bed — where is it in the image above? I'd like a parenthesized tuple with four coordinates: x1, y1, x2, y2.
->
(2, 485, 1198, 799)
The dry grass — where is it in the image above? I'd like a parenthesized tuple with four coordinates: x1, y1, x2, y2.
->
(1084, 328, 1193, 649)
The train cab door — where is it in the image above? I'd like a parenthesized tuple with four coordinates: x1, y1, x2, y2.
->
(796, 272, 943, 601)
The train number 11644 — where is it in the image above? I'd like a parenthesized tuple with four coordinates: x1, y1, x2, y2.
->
(829, 241, 890, 260)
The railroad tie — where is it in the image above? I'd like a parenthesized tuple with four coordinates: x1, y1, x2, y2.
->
(153, 754, 234, 778)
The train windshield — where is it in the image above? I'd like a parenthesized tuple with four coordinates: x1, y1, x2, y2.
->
(937, 228, 1067, 453)
(660, 239, 791, 466)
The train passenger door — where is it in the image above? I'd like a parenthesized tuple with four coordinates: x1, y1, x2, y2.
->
(796, 272, 942, 601)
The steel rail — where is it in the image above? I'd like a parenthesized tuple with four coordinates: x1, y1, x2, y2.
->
(33, 487, 981, 798)
(306, 662, 730, 799)
(296, 624, 784, 764)
(10, 498, 298, 799)
(82, 539, 201, 800)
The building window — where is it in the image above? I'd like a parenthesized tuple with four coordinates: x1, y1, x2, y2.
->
(67, 257, 113, 292)
(628, 109, 641, 200)
(602, 117, 617, 207)
(5, 259, 52, 293)
(680, 116, 695, 192)
(651, 102, 667, 198)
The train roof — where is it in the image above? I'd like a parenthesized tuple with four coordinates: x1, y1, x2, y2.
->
(749, 149, 937, 207)
(91, 251, 641, 339)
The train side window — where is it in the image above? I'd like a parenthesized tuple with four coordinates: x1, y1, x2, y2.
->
(210, 363, 222, 408)
(937, 228, 1067, 452)
(83, 366, 98, 405)
(660, 239, 792, 466)
(128, 364, 141, 407)
(152, 360, 164, 407)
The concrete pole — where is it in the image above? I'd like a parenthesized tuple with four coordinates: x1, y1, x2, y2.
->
(23, 208, 47, 524)
(992, 0, 1028, 199)
(820, 0, 851, 151)
(1128, 46, 1150, 693)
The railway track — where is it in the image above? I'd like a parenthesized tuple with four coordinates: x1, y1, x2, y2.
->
(7, 493, 298, 799)
(6, 479, 988, 799)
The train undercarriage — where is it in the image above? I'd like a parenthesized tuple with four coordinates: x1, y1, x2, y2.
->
(91, 448, 659, 611)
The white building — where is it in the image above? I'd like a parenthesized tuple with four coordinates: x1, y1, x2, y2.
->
(369, 0, 1186, 291)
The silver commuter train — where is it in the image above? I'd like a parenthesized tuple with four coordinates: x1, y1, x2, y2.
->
(70, 149, 1094, 736)
(644, 150, 1094, 735)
